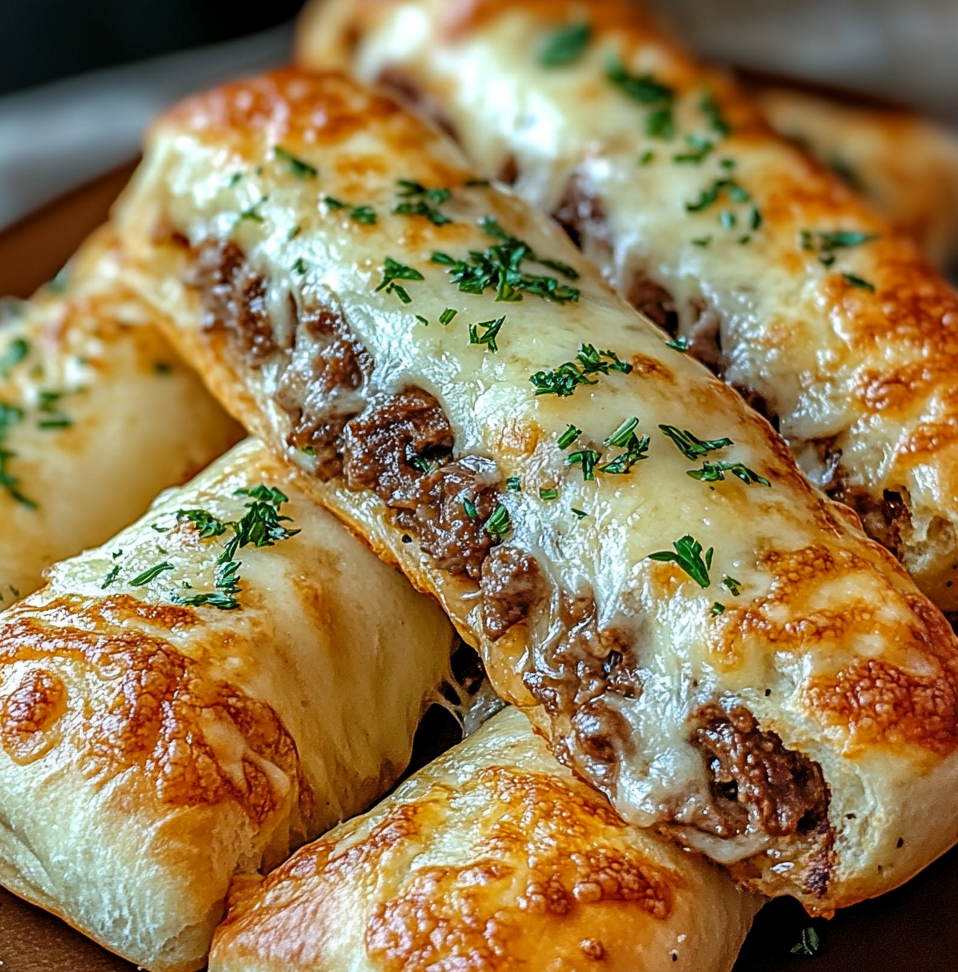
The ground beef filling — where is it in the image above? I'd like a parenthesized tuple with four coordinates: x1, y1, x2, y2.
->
(691, 704, 829, 839)
(480, 546, 545, 640)
(184, 238, 534, 600)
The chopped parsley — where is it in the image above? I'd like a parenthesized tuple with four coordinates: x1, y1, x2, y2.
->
(273, 146, 318, 179)
(606, 56, 675, 139)
(176, 509, 229, 539)
(36, 390, 72, 430)
(790, 927, 821, 957)
(538, 22, 591, 67)
(394, 179, 453, 225)
(101, 564, 120, 590)
(539, 487, 559, 501)
(238, 198, 267, 223)
(666, 336, 689, 352)
(324, 196, 346, 209)
(673, 134, 713, 164)
(292, 257, 308, 275)
(598, 417, 650, 474)
(468, 315, 505, 352)
(719, 210, 737, 229)
(842, 272, 876, 292)
(692, 236, 712, 248)
(749, 207, 763, 230)
(350, 205, 377, 225)
(700, 91, 731, 138)
(647, 535, 713, 588)
(722, 574, 743, 596)
(506, 476, 522, 492)
(660, 425, 733, 460)
(639, 150, 656, 166)
(129, 561, 175, 587)
(0, 401, 33, 508)
(153, 362, 173, 375)
(567, 449, 601, 481)
(687, 460, 770, 486)
(484, 504, 512, 540)
(801, 229, 878, 268)
(686, 178, 750, 212)
(375, 257, 425, 304)
(439, 308, 457, 325)
(530, 344, 632, 397)
(462, 497, 479, 520)
(711, 602, 726, 616)
(431, 217, 580, 303)
(557, 424, 582, 449)
(571, 507, 588, 520)
(0, 338, 29, 379)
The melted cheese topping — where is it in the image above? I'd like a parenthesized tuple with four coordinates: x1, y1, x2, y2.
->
(0, 226, 242, 603)
(0, 438, 454, 971)
(210, 706, 760, 972)
(115, 70, 958, 910)
(297, 0, 958, 615)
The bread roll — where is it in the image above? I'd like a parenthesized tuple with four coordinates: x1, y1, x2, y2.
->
(114, 70, 958, 910)
(0, 437, 455, 971)
(210, 706, 761, 972)
(0, 226, 241, 602)
(297, 0, 958, 616)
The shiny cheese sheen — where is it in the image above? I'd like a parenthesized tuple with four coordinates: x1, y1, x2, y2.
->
(210, 707, 761, 972)
(298, 0, 958, 614)
(0, 226, 241, 602)
(115, 71, 958, 910)
(0, 437, 455, 972)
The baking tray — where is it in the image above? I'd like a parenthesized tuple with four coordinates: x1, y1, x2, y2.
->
(1, 165, 957, 972)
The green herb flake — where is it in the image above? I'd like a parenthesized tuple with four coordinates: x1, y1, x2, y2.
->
(539, 21, 591, 67)
(324, 196, 346, 209)
(711, 602, 726, 616)
(375, 257, 425, 303)
(749, 206, 763, 230)
(350, 205, 377, 225)
(177, 509, 229, 539)
(599, 418, 650, 475)
(288, 223, 302, 241)
(673, 134, 713, 164)
(228, 172, 243, 187)
(292, 257, 308, 275)
(686, 178, 750, 213)
(660, 425, 733, 460)
(238, 198, 267, 223)
(557, 424, 582, 449)
(842, 272, 876, 292)
(129, 561, 175, 588)
(571, 507, 588, 520)
(485, 504, 512, 540)
(153, 362, 173, 375)
(692, 236, 712, 247)
(639, 150, 656, 166)
(468, 315, 506, 352)
(687, 460, 770, 486)
(647, 535, 713, 588)
(462, 497, 479, 521)
(37, 416, 72, 430)
(531, 344, 632, 397)
(790, 927, 821, 957)
(439, 308, 457, 326)
(700, 91, 732, 138)
(0, 338, 29, 378)
(394, 180, 453, 225)
(415, 315, 429, 327)
(539, 487, 559, 501)
(101, 564, 121, 590)
(273, 146, 318, 179)
(722, 574, 743, 596)
(666, 336, 689, 352)
(567, 449, 601, 481)
(506, 476, 522, 492)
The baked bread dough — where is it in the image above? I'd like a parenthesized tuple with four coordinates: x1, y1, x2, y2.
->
(210, 706, 762, 972)
(0, 225, 241, 603)
(0, 437, 455, 972)
(115, 70, 958, 910)
(753, 86, 958, 271)
(297, 0, 958, 616)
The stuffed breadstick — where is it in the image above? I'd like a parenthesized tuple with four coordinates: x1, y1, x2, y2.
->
(0, 437, 454, 972)
(0, 226, 241, 603)
(299, 0, 958, 617)
(210, 706, 761, 972)
(115, 70, 958, 911)
(754, 86, 958, 271)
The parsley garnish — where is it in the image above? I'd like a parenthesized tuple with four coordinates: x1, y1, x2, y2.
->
(101, 564, 120, 590)
(324, 196, 346, 209)
(506, 476, 522, 492)
(485, 504, 512, 540)
(130, 562, 175, 587)
(292, 257, 308, 275)
(571, 507, 588, 520)
(375, 257, 424, 304)
(273, 146, 318, 179)
(439, 308, 457, 325)
(790, 927, 821, 957)
(688, 460, 770, 486)
(666, 336, 689, 352)
(567, 449, 601, 481)
(539, 22, 591, 66)
(722, 574, 742, 596)
(598, 417, 650, 474)
(0, 402, 33, 508)
(153, 362, 173, 375)
(648, 535, 713, 588)
(431, 217, 580, 303)
(177, 509, 229, 538)
(462, 497, 479, 521)
(686, 178, 750, 212)
(557, 424, 582, 449)
(711, 602, 725, 616)
(468, 315, 505, 352)
(700, 91, 731, 138)
(394, 180, 453, 225)
(530, 344, 632, 397)
(842, 272, 876, 292)
(606, 56, 675, 138)
(673, 134, 713, 164)
(692, 236, 712, 247)
(350, 205, 377, 225)
(0, 338, 28, 379)
(639, 150, 656, 166)
(660, 425, 733, 459)
(801, 229, 878, 267)
(239, 198, 267, 222)
(539, 487, 559, 500)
